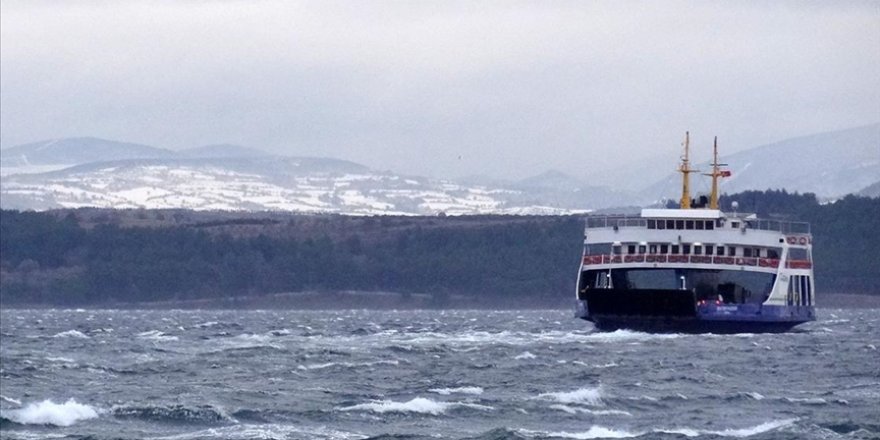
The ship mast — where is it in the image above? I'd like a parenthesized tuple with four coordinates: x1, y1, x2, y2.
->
(678, 131, 697, 209)
(703, 136, 729, 210)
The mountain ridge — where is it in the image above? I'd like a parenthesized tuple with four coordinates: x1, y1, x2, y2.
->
(640, 123, 880, 201)
(1, 124, 876, 213)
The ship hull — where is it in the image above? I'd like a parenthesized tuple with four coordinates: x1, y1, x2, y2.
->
(585, 316, 802, 334)
(575, 290, 815, 334)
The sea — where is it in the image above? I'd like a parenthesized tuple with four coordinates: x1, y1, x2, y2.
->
(0, 308, 877, 440)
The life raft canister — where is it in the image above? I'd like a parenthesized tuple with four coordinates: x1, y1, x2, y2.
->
(798, 237, 807, 245)
(786, 236, 797, 245)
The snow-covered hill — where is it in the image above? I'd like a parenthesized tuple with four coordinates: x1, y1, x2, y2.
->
(2, 124, 875, 214)
(0, 157, 602, 214)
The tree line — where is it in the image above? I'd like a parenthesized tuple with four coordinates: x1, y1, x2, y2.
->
(1, 190, 877, 306)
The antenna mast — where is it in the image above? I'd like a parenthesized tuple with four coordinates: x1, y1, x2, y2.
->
(678, 131, 697, 209)
(703, 136, 730, 210)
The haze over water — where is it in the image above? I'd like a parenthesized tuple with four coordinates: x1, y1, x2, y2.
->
(1, 308, 878, 439)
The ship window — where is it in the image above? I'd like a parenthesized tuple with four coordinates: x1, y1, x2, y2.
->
(755, 248, 762, 258)
(696, 221, 704, 230)
(638, 245, 647, 254)
(675, 220, 684, 229)
(705, 245, 714, 256)
(649, 244, 657, 254)
(682, 244, 691, 255)
(789, 248, 809, 260)
(716, 246, 725, 256)
(627, 245, 636, 254)
(586, 243, 612, 255)
(613, 245, 622, 255)
(660, 244, 669, 254)
(768, 248, 780, 259)
(647, 219, 656, 229)
(685, 220, 694, 230)
(705, 221, 714, 230)
(743, 248, 752, 257)
(657, 220, 665, 230)
(728, 246, 737, 256)
(693, 246, 702, 255)
(671, 245, 680, 254)
(731, 221, 740, 229)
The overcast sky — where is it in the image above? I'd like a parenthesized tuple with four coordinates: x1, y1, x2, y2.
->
(1, 1, 878, 181)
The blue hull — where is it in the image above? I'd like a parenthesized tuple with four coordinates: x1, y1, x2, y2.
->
(576, 299, 816, 334)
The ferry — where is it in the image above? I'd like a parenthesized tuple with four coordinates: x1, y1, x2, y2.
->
(575, 133, 816, 333)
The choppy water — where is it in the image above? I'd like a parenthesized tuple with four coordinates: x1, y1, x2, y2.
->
(0, 308, 878, 440)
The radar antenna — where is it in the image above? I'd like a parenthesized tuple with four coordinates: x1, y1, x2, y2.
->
(678, 131, 698, 209)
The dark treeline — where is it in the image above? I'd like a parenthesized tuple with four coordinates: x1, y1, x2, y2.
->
(0, 212, 583, 306)
(1, 190, 878, 306)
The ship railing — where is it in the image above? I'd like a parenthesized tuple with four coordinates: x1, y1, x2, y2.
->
(584, 215, 646, 229)
(745, 219, 811, 234)
(581, 254, 813, 269)
(584, 215, 810, 234)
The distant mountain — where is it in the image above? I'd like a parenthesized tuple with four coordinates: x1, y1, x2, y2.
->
(180, 144, 271, 159)
(641, 123, 880, 201)
(857, 181, 880, 198)
(0, 137, 175, 167)
(508, 170, 638, 210)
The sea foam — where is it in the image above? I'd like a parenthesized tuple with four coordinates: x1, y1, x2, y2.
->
(523, 426, 638, 439)
(428, 386, 484, 396)
(537, 387, 603, 405)
(0, 398, 99, 426)
(659, 418, 797, 437)
(525, 418, 796, 439)
(338, 397, 492, 415)
(137, 330, 179, 342)
(52, 330, 89, 339)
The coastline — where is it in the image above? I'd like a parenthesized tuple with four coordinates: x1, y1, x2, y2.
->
(1, 290, 877, 311)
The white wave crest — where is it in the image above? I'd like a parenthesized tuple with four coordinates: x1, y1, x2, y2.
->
(659, 418, 797, 437)
(0, 398, 99, 426)
(137, 330, 178, 342)
(522, 418, 796, 439)
(537, 387, 603, 405)
(548, 404, 631, 416)
(337, 397, 492, 415)
(428, 386, 484, 395)
(1, 395, 22, 406)
(585, 329, 682, 342)
(783, 397, 827, 405)
(521, 426, 637, 439)
(52, 330, 89, 339)
(297, 360, 399, 371)
(515, 351, 536, 360)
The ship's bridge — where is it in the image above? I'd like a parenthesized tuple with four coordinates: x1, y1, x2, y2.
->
(581, 208, 813, 272)
(585, 209, 810, 237)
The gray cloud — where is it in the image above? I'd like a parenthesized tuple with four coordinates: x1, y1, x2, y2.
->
(2, 0, 878, 181)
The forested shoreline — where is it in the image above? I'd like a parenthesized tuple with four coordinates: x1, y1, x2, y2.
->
(1, 190, 878, 307)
